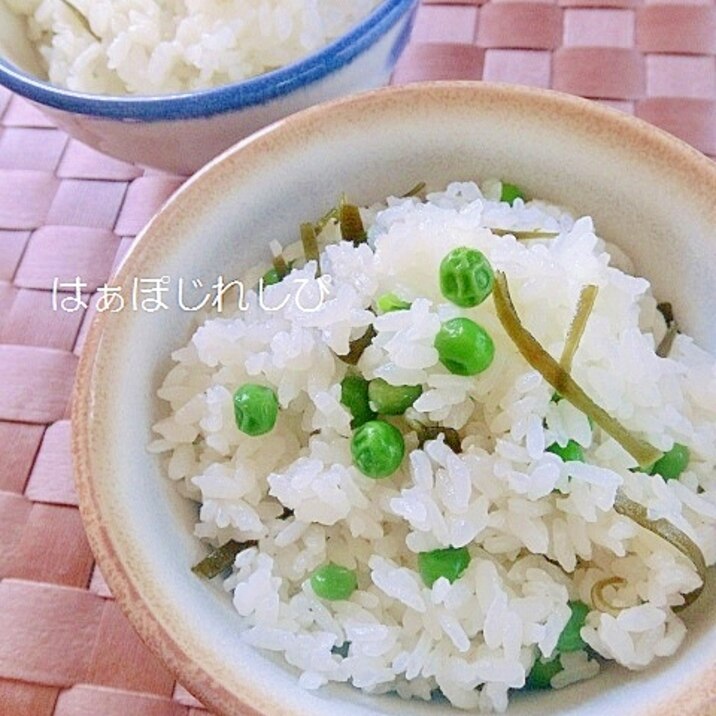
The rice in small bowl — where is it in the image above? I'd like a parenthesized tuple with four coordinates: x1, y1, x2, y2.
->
(72, 83, 716, 716)
(0, 0, 418, 172)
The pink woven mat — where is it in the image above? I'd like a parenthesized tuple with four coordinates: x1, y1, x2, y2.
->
(0, 2, 714, 714)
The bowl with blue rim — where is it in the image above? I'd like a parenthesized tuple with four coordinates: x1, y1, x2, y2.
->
(0, 0, 418, 174)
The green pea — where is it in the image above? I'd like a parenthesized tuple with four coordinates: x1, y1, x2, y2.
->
(434, 317, 495, 376)
(418, 546, 471, 587)
(310, 563, 358, 601)
(556, 600, 589, 653)
(368, 378, 422, 415)
(525, 655, 562, 690)
(546, 440, 585, 462)
(651, 443, 690, 481)
(439, 247, 494, 308)
(351, 420, 405, 479)
(376, 292, 411, 313)
(262, 267, 282, 286)
(233, 384, 279, 436)
(261, 260, 295, 286)
(500, 182, 526, 205)
(340, 375, 376, 428)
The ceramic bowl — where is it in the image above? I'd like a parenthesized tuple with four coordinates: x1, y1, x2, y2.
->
(73, 82, 716, 716)
(0, 0, 418, 174)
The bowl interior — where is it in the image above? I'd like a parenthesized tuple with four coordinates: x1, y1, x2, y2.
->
(74, 83, 716, 716)
(0, 0, 417, 98)
(0, 0, 44, 77)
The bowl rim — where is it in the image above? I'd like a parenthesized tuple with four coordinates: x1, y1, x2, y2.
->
(72, 81, 716, 716)
(0, 0, 416, 121)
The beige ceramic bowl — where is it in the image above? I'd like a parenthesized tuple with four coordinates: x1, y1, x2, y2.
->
(73, 82, 716, 716)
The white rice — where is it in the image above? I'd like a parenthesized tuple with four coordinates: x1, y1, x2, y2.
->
(7, 0, 381, 94)
(150, 181, 716, 711)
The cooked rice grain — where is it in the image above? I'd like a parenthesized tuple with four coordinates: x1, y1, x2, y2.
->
(8, 0, 382, 94)
(151, 181, 716, 711)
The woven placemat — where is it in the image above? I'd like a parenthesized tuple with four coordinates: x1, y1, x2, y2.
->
(0, 2, 714, 714)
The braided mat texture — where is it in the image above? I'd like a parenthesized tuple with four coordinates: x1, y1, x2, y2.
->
(0, 1, 714, 714)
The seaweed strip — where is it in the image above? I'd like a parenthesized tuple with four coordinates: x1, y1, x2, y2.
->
(301, 222, 321, 276)
(590, 576, 626, 614)
(401, 182, 427, 198)
(613, 491, 705, 611)
(492, 272, 662, 469)
(271, 253, 290, 280)
(491, 229, 560, 240)
(340, 204, 367, 245)
(192, 539, 258, 579)
(560, 285, 599, 372)
(656, 302, 679, 358)
(339, 325, 376, 365)
(418, 426, 462, 453)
